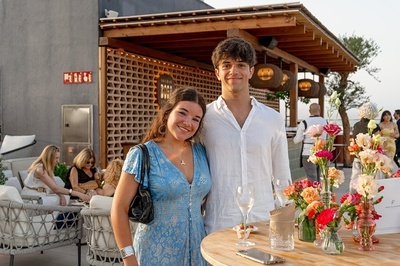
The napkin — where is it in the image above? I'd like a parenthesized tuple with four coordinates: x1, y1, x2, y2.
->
(269, 202, 295, 236)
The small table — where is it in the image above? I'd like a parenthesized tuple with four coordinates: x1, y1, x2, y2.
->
(201, 222, 400, 265)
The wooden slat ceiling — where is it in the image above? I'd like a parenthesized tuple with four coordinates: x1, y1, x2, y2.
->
(99, 2, 359, 74)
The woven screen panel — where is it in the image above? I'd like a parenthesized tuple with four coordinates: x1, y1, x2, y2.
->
(105, 49, 278, 162)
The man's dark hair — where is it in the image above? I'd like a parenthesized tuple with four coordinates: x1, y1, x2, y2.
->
(211, 37, 257, 69)
(395, 109, 400, 115)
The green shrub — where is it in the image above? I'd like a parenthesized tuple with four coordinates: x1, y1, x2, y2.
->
(0, 157, 8, 185)
(54, 162, 68, 183)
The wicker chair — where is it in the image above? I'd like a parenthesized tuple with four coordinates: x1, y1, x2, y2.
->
(80, 196, 137, 266)
(0, 186, 83, 266)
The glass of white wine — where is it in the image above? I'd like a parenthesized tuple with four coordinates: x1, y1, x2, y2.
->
(273, 179, 291, 207)
(235, 185, 255, 246)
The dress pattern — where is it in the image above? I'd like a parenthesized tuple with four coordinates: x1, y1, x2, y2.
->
(381, 128, 396, 159)
(123, 140, 211, 266)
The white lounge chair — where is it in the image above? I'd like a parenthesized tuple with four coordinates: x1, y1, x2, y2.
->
(81, 195, 137, 265)
(0, 186, 83, 266)
(0, 135, 36, 160)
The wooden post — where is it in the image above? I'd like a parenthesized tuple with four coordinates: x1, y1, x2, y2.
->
(289, 63, 298, 127)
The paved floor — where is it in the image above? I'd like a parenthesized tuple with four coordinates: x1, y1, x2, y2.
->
(0, 244, 90, 266)
(0, 166, 353, 266)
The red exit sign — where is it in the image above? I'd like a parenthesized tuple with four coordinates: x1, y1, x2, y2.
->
(63, 71, 92, 84)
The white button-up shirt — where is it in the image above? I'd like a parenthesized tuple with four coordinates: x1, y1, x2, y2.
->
(201, 96, 291, 233)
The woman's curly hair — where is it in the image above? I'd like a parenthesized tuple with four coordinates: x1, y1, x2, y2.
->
(103, 159, 124, 189)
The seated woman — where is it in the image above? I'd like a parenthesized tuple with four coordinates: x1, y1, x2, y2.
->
(21, 145, 90, 205)
(101, 159, 123, 197)
(64, 148, 102, 197)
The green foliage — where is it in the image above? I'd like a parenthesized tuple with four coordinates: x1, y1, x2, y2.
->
(340, 34, 381, 81)
(54, 162, 68, 183)
(326, 73, 369, 111)
(0, 157, 8, 185)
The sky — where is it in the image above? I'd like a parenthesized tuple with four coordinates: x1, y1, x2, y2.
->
(204, 0, 400, 122)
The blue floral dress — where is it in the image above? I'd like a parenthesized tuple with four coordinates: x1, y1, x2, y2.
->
(123, 140, 211, 266)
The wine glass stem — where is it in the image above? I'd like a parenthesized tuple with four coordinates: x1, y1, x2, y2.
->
(242, 213, 248, 241)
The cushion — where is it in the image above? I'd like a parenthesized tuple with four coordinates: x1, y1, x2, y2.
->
(89, 195, 113, 210)
(0, 185, 23, 203)
(4, 177, 23, 193)
(18, 170, 29, 188)
(3, 170, 13, 178)
(41, 194, 70, 206)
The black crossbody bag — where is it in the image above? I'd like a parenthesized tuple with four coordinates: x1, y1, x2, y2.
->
(128, 144, 154, 224)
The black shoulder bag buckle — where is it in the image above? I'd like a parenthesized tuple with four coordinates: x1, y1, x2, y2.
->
(128, 144, 154, 224)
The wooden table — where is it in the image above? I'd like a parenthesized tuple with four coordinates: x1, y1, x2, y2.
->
(201, 222, 400, 265)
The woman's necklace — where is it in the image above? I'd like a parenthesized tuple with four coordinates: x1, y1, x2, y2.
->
(178, 143, 189, 165)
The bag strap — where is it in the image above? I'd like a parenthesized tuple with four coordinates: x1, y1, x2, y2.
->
(137, 144, 150, 186)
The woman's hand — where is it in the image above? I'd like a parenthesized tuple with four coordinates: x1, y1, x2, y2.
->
(59, 194, 67, 206)
(78, 192, 91, 202)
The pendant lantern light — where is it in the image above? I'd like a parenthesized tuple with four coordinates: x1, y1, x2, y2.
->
(249, 52, 283, 89)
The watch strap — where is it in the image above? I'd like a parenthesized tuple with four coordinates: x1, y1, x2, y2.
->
(120, 245, 135, 259)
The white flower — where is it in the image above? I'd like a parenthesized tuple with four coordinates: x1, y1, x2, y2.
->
(358, 102, 379, 120)
(367, 120, 377, 130)
(354, 174, 379, 199)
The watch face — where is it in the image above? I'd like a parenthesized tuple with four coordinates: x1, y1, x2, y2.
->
(121, 249, 127, 256)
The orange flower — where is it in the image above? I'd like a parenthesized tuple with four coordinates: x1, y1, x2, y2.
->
(314, 138, 326, 151)
(348, 143, 361, 154)
(300, 187, 320, 204)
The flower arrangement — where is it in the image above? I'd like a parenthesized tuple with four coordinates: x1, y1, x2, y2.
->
(284, 179, 322, 220)
(305, 92, 345, 206)
(284, 179, 323, 241)
(348, 125, 392, 176)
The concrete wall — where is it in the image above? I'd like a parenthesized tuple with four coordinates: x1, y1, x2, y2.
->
(0, 0, 211, 162)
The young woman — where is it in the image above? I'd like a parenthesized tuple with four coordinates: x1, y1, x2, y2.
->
(101, 158, 123, 197)
(379, 110, 399, 160)
(21, 144, 90, 204)
(111, 87, 211, 266)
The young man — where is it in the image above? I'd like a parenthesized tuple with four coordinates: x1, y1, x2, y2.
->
(293, 103, 327, 183)
(201, 37, 292, 234)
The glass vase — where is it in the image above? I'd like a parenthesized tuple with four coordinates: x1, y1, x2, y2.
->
(321, 226, 344, 255)
(357, 200, 376, 251)
(298, 217, 316, 242)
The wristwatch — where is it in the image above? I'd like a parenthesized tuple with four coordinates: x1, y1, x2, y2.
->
(68, 189, 73, 196)
(120, 245, 135, 259)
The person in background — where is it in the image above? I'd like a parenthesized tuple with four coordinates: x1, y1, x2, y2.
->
(293, 103, 327, 183)
(101, 158, 123, 197)
(393, 109, 400, 167)
(21, 144, 90, 204)
(201, 37, 291, 234)
(64, 148, 102, 197)
(378, 110, 399, 164)
(349, 102, 381, 191)
(111, 87, 211, 266)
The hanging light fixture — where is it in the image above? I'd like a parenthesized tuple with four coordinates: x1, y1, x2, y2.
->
(298, 80, 313, 91)
(249, 52, 283, 89)
(298, 72, 319, 98)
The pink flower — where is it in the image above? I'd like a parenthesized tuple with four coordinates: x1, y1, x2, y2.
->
(305, 125, 325, 138)
(323, 123, 342, 136)
(314, 150, 333, 161)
